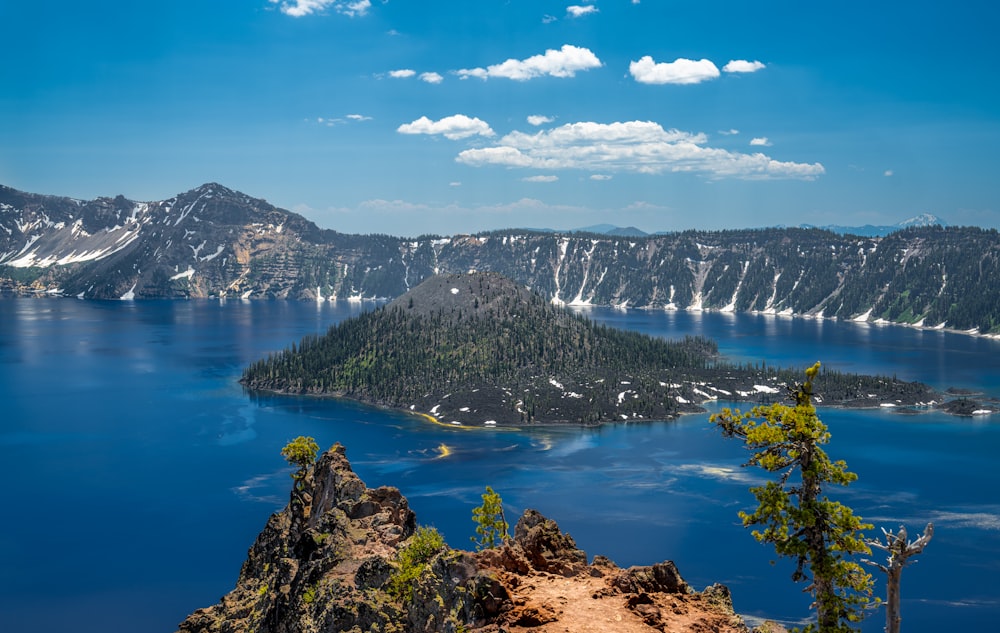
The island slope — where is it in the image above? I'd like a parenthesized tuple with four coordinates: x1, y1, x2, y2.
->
(241, 272, 939, 426)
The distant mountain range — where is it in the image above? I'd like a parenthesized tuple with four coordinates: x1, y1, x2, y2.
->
(800, 213, 948, 237)
(2, 183, 998, 334)
(528, 214, 948, 238)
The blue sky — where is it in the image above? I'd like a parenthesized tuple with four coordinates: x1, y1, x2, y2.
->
(2, 1, 998, 237)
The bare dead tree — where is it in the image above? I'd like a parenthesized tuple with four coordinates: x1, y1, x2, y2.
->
(863, 523, 933, 633)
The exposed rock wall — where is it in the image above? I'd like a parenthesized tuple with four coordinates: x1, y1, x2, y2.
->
(177, 444, 757, 633)
(6, 182, 998, 333)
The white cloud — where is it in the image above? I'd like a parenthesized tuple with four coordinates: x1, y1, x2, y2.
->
(527, 115, 555, 126)
(456, 44, 603, 81)
(590, 174, 613, 181)
(625, 201, 667, 210)
(523, 175, 559, 182)
(719, 128, 740, 135)
(629, 56, 720, 85)
(542, 14, 558, 24)
(456, 120, 825, 180)
(314, 114, 372, 126)
(340, 0, 371, 16)
(449, 182, 462, 187)
(270, 0, 371, 17)
(420, 72, 444, 84)
(389, 69, 416, 78)
(750, 137, 772, 146)
(723, 59, 766, 73)
(397, 114, 495, 140)
(567, 5, 599, 18)
(884, 169, 894, 177)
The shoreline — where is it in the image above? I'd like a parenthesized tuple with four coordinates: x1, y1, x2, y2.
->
(244, 383, 996, 433)
(5, 291, 1000, 341)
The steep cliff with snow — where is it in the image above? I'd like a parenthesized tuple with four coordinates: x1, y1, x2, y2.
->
(3, 183, 998, 334)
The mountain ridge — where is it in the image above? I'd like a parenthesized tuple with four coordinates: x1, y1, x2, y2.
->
(2, 183, 998, 335)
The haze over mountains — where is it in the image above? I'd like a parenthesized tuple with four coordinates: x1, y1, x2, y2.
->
(532, 214, 948, 238)
(1, 183, 997, 334)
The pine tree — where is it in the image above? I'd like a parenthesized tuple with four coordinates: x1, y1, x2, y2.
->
(471, 486, 509, 550)
(711, 362, 875, 632)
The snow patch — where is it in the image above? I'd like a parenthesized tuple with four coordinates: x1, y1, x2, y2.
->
(119, 284, 137, 300)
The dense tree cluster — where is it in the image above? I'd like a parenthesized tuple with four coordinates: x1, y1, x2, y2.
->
(242, 274, 717, 422)
(242, 273, 936, 424)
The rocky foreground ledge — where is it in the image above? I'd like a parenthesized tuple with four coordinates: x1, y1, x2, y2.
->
(178, 444, 782, 633)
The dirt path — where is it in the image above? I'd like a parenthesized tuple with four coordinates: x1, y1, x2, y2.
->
(497, 567, 751, 633)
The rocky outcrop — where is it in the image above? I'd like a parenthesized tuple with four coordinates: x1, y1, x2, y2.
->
(178, 444, 755, 633)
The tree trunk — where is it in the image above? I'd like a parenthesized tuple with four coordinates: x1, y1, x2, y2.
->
(885, 567, 901, 633)
(865, 523, 933, 633)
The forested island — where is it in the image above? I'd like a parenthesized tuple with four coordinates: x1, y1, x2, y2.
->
(241, 272, 943, 426)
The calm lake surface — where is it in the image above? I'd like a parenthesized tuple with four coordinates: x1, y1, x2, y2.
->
(2, 299, 998, 632)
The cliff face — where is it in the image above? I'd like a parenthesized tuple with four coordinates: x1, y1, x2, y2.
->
(4, 182, 1000, 334)
(178, 444, 756, 633)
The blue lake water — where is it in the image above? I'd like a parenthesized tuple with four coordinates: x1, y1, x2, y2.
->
(1, 299, 998, 632)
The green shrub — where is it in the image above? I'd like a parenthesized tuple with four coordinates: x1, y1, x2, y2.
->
(388, 526, 446, 602)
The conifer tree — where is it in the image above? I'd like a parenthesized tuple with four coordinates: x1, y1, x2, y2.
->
(471, 486, 509, 550)
(711, 362, 875, 632)
(281, 436, 319, 490)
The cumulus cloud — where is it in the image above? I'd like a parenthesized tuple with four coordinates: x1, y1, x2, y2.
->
(420, 72, 444, 84)
(719, 128, 740, 135)
(270, 0, 371, 17)
(456, 44, 602, 81)
(397, 114, 495, 140)
(567, 5, 599, 17)
(346, 114, 372, 121)
(456, 120, 825, 180)
(389, 69, 417, 78)
(629, 56, 720, 85)
(590, 174, 613, 181)
(723, 59, 766, 73)
(527, 115, 555, 126)
(750, 137, 772, 146)
(523, 175, 559, 182)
